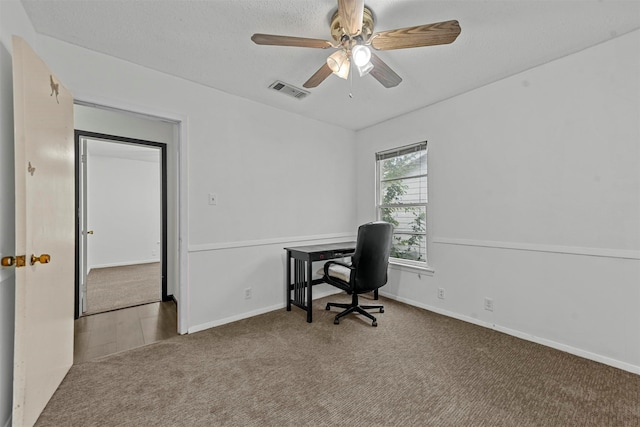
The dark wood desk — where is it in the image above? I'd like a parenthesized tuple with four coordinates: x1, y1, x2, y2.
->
(285, 242, 356, 323)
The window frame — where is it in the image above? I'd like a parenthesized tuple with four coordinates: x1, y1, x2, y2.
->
(375, 141, 430, 270)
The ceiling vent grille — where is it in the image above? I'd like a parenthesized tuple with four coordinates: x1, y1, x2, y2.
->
(268, 80, 310, 100)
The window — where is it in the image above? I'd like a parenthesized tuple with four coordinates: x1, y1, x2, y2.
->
(376, 142, 428, 266)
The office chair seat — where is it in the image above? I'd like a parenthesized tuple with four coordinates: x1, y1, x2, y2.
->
(326, 262, 351, 282)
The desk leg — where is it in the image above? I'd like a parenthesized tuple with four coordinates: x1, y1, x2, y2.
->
(306, 260, 313, 323)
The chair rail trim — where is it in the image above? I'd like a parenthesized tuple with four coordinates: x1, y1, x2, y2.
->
(432, 237, 640, 260)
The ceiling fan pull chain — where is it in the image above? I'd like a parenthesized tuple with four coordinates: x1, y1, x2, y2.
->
(349, 64, 354, 98)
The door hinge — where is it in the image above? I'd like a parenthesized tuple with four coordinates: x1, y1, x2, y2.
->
(1, 255, 26, 268)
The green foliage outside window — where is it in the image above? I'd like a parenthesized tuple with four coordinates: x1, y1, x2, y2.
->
(380, 152, 427, 262)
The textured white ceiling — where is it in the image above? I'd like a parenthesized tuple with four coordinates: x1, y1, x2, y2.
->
(21, 0, 640, 130)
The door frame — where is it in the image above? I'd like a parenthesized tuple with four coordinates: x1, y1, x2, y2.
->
(74, 130, 170, 318)
(71, 97, 189, 335)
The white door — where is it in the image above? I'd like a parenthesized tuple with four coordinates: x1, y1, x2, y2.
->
(11, 36, 75, 427)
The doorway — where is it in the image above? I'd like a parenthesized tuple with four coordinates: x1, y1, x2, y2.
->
(74, 131, 169, 319)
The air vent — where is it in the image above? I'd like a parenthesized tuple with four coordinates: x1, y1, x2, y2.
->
(268, 80, 310, 100)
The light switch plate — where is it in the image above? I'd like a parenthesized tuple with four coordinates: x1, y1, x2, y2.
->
(208, 193, 217, 205)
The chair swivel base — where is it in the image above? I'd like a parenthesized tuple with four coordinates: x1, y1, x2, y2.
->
(325, 300, 384, 327)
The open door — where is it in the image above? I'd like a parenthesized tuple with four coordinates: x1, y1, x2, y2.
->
(9, 36, 75, 426)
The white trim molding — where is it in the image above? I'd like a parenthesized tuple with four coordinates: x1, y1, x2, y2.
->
(188, 303, 284, 334)
(89, 259, 160, 270)
(189, 232, 356, 253)
(188, 288, 342, 333)
(432, 237, 640, 260)
(389, 261, 435, 275)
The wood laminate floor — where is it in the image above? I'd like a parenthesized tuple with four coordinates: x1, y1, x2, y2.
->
(74, 301, 177, 364)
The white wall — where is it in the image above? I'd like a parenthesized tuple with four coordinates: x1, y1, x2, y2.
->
(87, 144, 161, 269)
(356, 30, 640, 373)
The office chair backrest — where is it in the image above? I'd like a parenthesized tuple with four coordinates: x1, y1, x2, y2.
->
(352, 221, 393, 293)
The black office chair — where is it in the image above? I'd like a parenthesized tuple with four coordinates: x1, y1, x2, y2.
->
(323, 221, 393, 327)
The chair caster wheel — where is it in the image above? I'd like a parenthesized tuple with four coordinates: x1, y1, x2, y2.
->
(372, 321, 378, 327)
(334, 319, 340, 325)
(325, 304, 330, 310)
(380, 308, 384, 313)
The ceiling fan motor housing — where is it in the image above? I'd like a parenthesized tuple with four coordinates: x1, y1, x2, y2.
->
(330, 6, 374, 43)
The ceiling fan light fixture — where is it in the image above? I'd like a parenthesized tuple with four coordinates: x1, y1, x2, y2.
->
(351, 44, 371, 67)
(327, 49, 350, 79)
(356, 61, 374, 77)
(335, 59, 350, 79)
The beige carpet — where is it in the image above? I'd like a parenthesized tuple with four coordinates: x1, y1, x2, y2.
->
(85, 263, 161, 315)
(38, 295, 638, 426)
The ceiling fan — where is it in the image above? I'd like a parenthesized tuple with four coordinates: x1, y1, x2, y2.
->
(251, 0, 461, 89)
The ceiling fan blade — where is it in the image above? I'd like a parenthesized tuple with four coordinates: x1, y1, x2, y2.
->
(371, 20, 461, 50)
(338, 0, 365, 36)
(369, 53, 402, 88)
(303, 63, 333, 88)
(251, 34, 333, 49)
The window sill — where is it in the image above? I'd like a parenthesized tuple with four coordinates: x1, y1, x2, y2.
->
(389, 260, 435, 275)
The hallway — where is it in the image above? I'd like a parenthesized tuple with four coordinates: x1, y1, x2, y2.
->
(73, 301, 177, 363)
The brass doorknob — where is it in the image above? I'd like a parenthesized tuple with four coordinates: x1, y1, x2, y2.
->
(2, 255, 26, 267)
(31, 254, 51, 265)
(87, 230, 94, 235)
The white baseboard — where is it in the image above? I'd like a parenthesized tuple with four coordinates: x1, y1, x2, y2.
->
(89, 259, 160, 270)
(187, 288, 342, 334)
(188, 303, 284, 334)
(379, 292, 640, 375)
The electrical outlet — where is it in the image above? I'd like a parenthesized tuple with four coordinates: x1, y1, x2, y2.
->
(484, 297, 494, 312)
(208, 193, 217, 205)
(244, 287, 252, 299)
(437, 288, 445, 299)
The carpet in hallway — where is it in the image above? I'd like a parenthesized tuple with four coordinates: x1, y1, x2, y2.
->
(85, 263, 161, 315)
